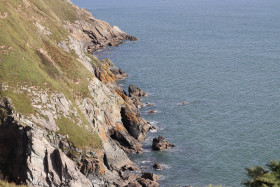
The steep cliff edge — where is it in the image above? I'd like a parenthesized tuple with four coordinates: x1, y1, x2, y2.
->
(0, 0, 155, 186)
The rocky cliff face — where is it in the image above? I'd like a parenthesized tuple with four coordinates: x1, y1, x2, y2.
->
(0, 0, 156, 186)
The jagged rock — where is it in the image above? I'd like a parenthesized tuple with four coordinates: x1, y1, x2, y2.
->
(110, 67, 128, 80)
(94, 65, 116, 83)
(121, 164, 138, 171)
(126, 181, 142, 187)
(64, 7, 137, 53)
(141, 172, 159, 182)
(137, 178, 159, 187)
(124, 174, 141, 187)
(120, 105, 149, 141)
(0, 113, 92, 186)
(152, 136, 175, 151)
(110, 128, 143, 153)
(125, 35, 138, 41)
(148, 124, 157, 132)
(130, 96, 144, 108)
(128, 85, 146, 97)
(153, 163, 162, 170)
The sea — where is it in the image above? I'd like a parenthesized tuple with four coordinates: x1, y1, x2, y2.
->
(72, 0, 280, 186)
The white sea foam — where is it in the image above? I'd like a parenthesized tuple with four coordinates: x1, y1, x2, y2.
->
(140, 160, 151, 164)
(149, 121, 159, 125)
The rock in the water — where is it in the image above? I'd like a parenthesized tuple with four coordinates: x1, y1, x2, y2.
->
(137, 173, 160, 187)
(141, 172, 159, 181)
(148, 110, 156, 114)
(146, 103, 154, 107)
(152, 136, 175, 151)
(149, 125, 157, 133)
(153, 163, 162, 170)
(177, 101, 189, 106)
(110, 67, 128, 80)
(128, 85, 146, 97)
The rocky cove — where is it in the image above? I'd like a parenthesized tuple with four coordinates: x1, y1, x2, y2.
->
(0, 0, 174, 186)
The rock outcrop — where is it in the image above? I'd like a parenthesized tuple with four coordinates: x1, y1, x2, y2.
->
(64, 4, 137, 53)
(152, 136, 175, 151)
(129, 85, 147, 97)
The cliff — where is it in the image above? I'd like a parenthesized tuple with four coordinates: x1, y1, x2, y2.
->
(0, 0, 157, 186)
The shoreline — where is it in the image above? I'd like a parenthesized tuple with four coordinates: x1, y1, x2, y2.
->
(0, 0, 179, 186)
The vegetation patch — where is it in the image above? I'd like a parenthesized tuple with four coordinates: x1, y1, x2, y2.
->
(243, 160, 280, 187)
(1, 90, 33, 115)
(0, 180, 27, 187)
(56, 116, 103, 151)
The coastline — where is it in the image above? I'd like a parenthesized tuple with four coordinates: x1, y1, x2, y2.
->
(0, 0, 162, 186)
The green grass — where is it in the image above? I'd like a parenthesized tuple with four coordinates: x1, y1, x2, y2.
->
(0, 180, 27, 187)
(1, 90, 34, 115)
(0, 0, 103, 151)
(56, 116, 103, 151)
(0, 0, 94, 101)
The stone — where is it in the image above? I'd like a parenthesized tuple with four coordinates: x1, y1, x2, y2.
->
(121, 164, 138, 171)
(152, 136, 175, 151)
(141, 172, 159, 182)
(153, 163, 162, 170)
(120, 105, 149, 141)
(146, 103, 154, 107)
(128, 85, 146, 97)
(130, 96, 143, 108)
(148, 110, 156, 114)
(137, 178, 159, 187)
(110, 67, 128, 80)
(149, 125, 157, 132)
(177, 101, 189, 106)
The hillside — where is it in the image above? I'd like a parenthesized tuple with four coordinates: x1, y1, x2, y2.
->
(0, 0, 157, 186)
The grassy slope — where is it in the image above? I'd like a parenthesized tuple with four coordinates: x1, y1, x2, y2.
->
(0, 0, 102, 150)
(0, 180, 27, 187)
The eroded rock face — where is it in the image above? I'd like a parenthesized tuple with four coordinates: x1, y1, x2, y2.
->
(64, 3, 137, 53)
(120, 105, 149, 141)
(141, 172, 159, 182)
(0, 99, 29, 184)
(0, 99, 93, 187)
(152, 136, 175, 151)
(110, 67, 128, 80)
(128, 85, 146, 97)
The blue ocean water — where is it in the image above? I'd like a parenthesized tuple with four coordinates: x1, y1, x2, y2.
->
(73, 0, 280, 186)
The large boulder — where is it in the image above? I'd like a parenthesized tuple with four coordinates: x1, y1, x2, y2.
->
(152, 136, 175, 151)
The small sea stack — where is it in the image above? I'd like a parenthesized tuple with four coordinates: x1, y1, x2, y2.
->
(152, 136, 175, 151)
